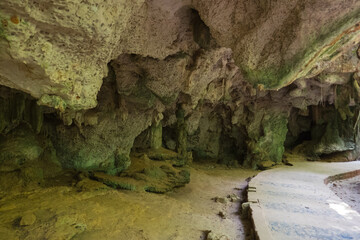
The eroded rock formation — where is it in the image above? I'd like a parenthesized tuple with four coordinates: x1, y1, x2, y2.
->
(1, 0, 360, 189)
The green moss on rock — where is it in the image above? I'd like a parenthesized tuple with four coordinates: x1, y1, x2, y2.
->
(114, 151, 131, 174)
(303, 108, 356, 156)
(242, 65, 293, 89)
(245, 112, 288, 169)
(0, 14, 8, 40)
(0, 126, 43, 171)
(0, 24, 6, 40)
(242, 8, 360, 89)
(38, 95, 67, 112)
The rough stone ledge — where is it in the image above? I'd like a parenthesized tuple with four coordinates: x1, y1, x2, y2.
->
(324, 169, 360, 184)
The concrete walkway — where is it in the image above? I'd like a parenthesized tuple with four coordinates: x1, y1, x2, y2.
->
(248, 158, 360, 240)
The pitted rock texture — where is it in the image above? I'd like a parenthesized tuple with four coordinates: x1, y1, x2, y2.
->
(193, 0, 360, 88)
(1, 1, 360, 109)
(0, 0, 197, 110)
(1, 1, 360, 172)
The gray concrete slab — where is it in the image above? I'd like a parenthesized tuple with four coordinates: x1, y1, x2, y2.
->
(248, 159, 360, 240)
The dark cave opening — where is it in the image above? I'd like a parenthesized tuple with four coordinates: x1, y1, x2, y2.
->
(190, 9, 217, 50)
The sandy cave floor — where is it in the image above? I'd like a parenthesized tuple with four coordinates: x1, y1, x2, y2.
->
(330, 175, 360, 214)
(0, 163, 258, 240)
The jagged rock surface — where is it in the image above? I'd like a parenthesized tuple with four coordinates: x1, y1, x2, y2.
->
(193, 0, 360, 88)
(0, 0, 197, 110)
(1, 0, 360, 174)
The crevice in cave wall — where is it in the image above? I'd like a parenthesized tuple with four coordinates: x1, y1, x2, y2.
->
(190, 9, 218, 50)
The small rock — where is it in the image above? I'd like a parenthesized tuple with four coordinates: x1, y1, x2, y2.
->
(165, 139, 176, 151)
(213, 197, 229, 204)
(282, 159, 293, 166)
(20, 213, 36, 226)
(241, 202, 250, 219)
(74, 223, 87, 231)
(227, 194, 240, 202)
(257, 160, 275, 170)
(206, 231, 230, 240)
(218, 211, 226, 219)
(77, 171, 90, 181)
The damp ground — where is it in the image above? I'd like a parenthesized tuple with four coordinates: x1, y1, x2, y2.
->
(0, 163, 257, 240)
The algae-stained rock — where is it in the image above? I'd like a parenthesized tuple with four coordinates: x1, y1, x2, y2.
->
(302, 108, 356, 156)
(1, 0, 359, 111)
(112, 54, 191, 105)
(188, 109, 223, 160)
(0, 0, 197, 110)
(92, 154, 190, 193)
(1, 0, 360, 173)
(112, 48, 236, 109)
(314, 120, 355, 155)
(185, 48, 237, 107)
(53, 110, 152, 174)
(20, 213, 36, 226)
(318, 73, 350, 85)
(50, 47, 241, 172)
(193, 0, 360, 89)
(175, 105, 188, 166)
(245, 107, 289, 168)
(335, 84, 355, 121)
(0, 126, 43, 171)
(149, 122, 163, 150)
(145, 148, 179, 161)
(50, 72, 155, 173)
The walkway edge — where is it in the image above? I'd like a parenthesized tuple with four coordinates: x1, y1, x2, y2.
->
(247, 161, 360, 240)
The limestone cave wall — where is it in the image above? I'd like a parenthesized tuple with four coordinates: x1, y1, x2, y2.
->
(1, 0, 360, 176)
